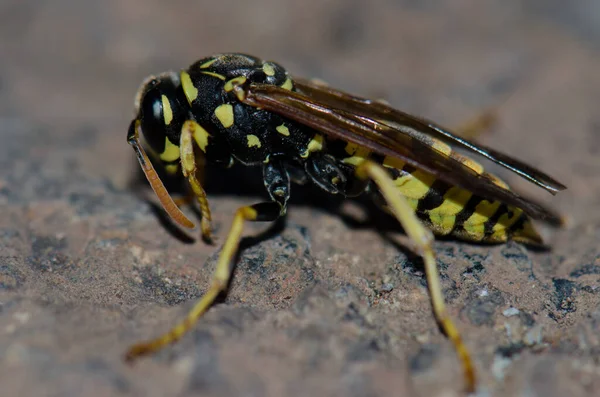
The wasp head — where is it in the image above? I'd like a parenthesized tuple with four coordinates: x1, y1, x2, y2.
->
(129, 72, 189, 158)
(126, 72, 195, 230)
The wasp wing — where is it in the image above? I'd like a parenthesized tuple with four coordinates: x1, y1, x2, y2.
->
(294, 78, 566, 195)
(238, 81, 563, 222)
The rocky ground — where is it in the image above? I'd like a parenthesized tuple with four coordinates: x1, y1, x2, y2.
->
(1, 1, 599, 396)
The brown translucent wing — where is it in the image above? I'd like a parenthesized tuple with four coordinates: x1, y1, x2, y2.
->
(235, 81, 564, 223)
(294, 78, 566, 194)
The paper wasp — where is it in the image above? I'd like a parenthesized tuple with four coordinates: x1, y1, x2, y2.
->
(125, 53, 565, 392)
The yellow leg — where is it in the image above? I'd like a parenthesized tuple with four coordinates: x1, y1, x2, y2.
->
(355, 160, 475, 393)
(125, 201, 282, 362)
(180, 120, 213, 242)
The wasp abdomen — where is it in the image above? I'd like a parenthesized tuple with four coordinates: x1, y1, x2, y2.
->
(378, 157, 542, 244)
(331, 136, 543, 245)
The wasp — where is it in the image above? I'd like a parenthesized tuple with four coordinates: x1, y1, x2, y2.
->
(125, 53, 565, 392)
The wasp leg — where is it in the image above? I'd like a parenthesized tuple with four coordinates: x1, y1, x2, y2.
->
(180, 120, 213, 243)
(354, 160, 475, 393)
(263, 160, 291, 209)
(124, 201, 283, 362)
(304, 154, 348, 195)
(125, 162, 290, 362)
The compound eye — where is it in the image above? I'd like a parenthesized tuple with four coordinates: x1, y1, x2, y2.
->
(140, 83, 169, 154)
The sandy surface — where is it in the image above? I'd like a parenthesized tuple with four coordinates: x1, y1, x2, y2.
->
(1, 1, 599, 396)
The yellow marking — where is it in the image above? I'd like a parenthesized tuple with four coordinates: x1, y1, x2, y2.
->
(428, 187, 473, 235)
(180, 71, 198, 104)
(159, 137, 180, 162)
(452, 153, 484, 175)
(191, 122, 210, 152)
(214, 104, 234, 128)
(300, 134, 324, 158)
(345, 142, 362, 156)
(224, 76, 247, 92)
(431, 138, 452, 156)
(307, 135, 324, 152)
(231, 83, 246, 102)
(276, 124, 290, 136)
(201, 71, 226, 81)
(485, 172, 510, 190)
(405, 198, 419, 211)
(161, 95, 173, 125)
(246, 134, 262, 148)
(343, 142, 371, 166)
(491, 207, 523, 240)
(463, 200, 502, 240)
(165, 164, 179, 174)
(199, 58, 217, 69)
(281, 78, 293, 90)
(263, 155, 270, 164)
(382, 155, 406, 170)
(262, 63, 275, 76)
(393, 170, 437, 200)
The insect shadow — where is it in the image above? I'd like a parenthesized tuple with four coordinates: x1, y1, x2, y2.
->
(128, 157, 550, 277)
(128, 158, 404, 248)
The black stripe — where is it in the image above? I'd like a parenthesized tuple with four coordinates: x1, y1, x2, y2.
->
(483, 204, 510, 238)
(328, 139, 350, 158)
(417, 179, 452, 212)
(385, 165, 401, 180)
(507, 212, 528, 237)
(371, 152, 385, 164)
(453, 194, 482, 229)
(401, 163, 417, 175)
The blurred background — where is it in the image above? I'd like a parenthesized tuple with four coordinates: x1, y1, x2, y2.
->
(1, 1, 599, 396)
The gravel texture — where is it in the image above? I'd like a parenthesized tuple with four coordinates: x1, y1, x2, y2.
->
(1, 1, 599, 396)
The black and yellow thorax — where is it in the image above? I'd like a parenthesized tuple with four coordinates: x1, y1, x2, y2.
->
(136, 54, 322, 170)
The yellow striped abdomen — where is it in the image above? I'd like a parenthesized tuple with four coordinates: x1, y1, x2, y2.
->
(377, 156, 543, 245)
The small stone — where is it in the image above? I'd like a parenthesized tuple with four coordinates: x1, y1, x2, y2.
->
(502, 307, 520, 317)
(524, 325, 544, 346)
(491, 355, 513, 381)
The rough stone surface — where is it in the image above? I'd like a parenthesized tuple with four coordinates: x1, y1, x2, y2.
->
(1, 1, 599, 396)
